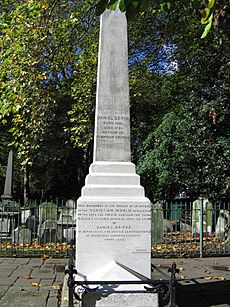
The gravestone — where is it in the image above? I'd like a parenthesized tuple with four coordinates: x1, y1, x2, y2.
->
(21, 209, 31, 224)
(0, 218, 10, 241)
(215, 209, 230, 240)
(57, 200, 76, 242)
(1, 150, 13, 204)
(0, 200, 20, 241)
(58, 199, 76, 224)
(26, 215, 39, 233)
(75, 6, 156, 307)
(37, 220, 58, 244)
(39, 202, 58, 224)
(192, 198, 213, 235)
(12, 226, 32, 244)
(151, 202, 164, 245)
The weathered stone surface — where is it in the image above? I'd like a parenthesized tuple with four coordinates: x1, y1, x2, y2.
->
(192, 198, 213, 235)
(26, 215, 38, 233)
(1, 150, 13, 202)
(151, 202, 164, 245)
(39, 202, 57, 224)
(37, 220, 58, 243)
(93, 9, 130, 162)
(0, 218, 10, 239)
(215, 209, 229, 235)
(76, 196, 151, 279)
(21, 209, 31, 224)
(82, 291, 158, 307)
(12, 227, 32, 244)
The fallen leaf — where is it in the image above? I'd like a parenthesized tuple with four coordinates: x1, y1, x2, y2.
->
(42, 255, 49, 260)
(179, 267, 184, 271)
(52, 284, 61, 290)
(214, 276, 225, 281)
(32, 282, 40, 287)
(204, 276, 212, 280)
(19, 288, 25, 291)
(64, 297, 68, 301)
(23, 275, 33, 280)
(204, 270, 211, 274)
(204, 276, 225, 281)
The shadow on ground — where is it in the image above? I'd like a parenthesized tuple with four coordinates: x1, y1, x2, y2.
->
(175, 280, 230, 307)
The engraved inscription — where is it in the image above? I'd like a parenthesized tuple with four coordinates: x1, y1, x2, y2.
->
(78, 203, 151, 244)
(96, 115, 129, 148)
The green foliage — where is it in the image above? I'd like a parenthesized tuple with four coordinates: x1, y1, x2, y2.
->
(95, 0, 227, 38)
(0, 0, 98, 161)
(0, 0, 99, 199)
(131, 1, 230, 200)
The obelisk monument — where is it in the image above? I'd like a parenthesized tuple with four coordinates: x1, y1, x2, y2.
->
(76, 6, 157, 306)
(1, 150, 13, 204)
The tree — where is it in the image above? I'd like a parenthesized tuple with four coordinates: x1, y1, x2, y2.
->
(130, 1, 230, 200)
(95, 0, 228, 38)
(0, 0, 99, 200)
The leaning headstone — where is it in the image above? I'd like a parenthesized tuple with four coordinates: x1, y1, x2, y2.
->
(1, 150, 13, 204)
(37, 220, 58, 244)
(12, 226, 32, 244)
(192, 198, 213, 235)
(39, 202, 57, 224)
(215, 210, 230, 236)
(151, 202, 164, 245)
(75, 7, 156, 307)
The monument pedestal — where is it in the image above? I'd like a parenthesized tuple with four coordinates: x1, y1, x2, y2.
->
(75, 162, 158, 306)
(82, 288, 158, 307)
(76, 162, 151, 279)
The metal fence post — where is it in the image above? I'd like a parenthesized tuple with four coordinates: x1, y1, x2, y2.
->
(200, 197, 204, 258)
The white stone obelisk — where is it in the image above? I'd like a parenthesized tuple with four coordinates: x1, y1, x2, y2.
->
(1, 150, 13, 203)
(75, 7, 157, 306)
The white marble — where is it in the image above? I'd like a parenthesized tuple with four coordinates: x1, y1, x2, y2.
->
(93, 9, 130, 162)
(1, 150, 13, 201)
(75, 7, 156, 306)
(82, 291, 158, 307)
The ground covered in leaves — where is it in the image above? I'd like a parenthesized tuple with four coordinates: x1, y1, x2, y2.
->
(0, 232, 229, 258)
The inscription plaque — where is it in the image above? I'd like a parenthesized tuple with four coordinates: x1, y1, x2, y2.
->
(78, 203, 151, 246)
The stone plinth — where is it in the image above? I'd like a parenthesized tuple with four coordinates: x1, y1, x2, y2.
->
(76, 162, 151, 280)
(82, 291, 158, 307)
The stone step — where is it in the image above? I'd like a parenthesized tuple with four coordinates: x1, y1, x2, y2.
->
(81, 185, 144, 197)
(85, 173, 140, 185)
(89, 162, 136, 174)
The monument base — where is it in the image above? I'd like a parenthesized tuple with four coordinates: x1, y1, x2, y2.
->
(82, 291, 158, 307)
(75, 162, 154, 304)
(75, 262, 158, 306)
(76, 162, 152, 280)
